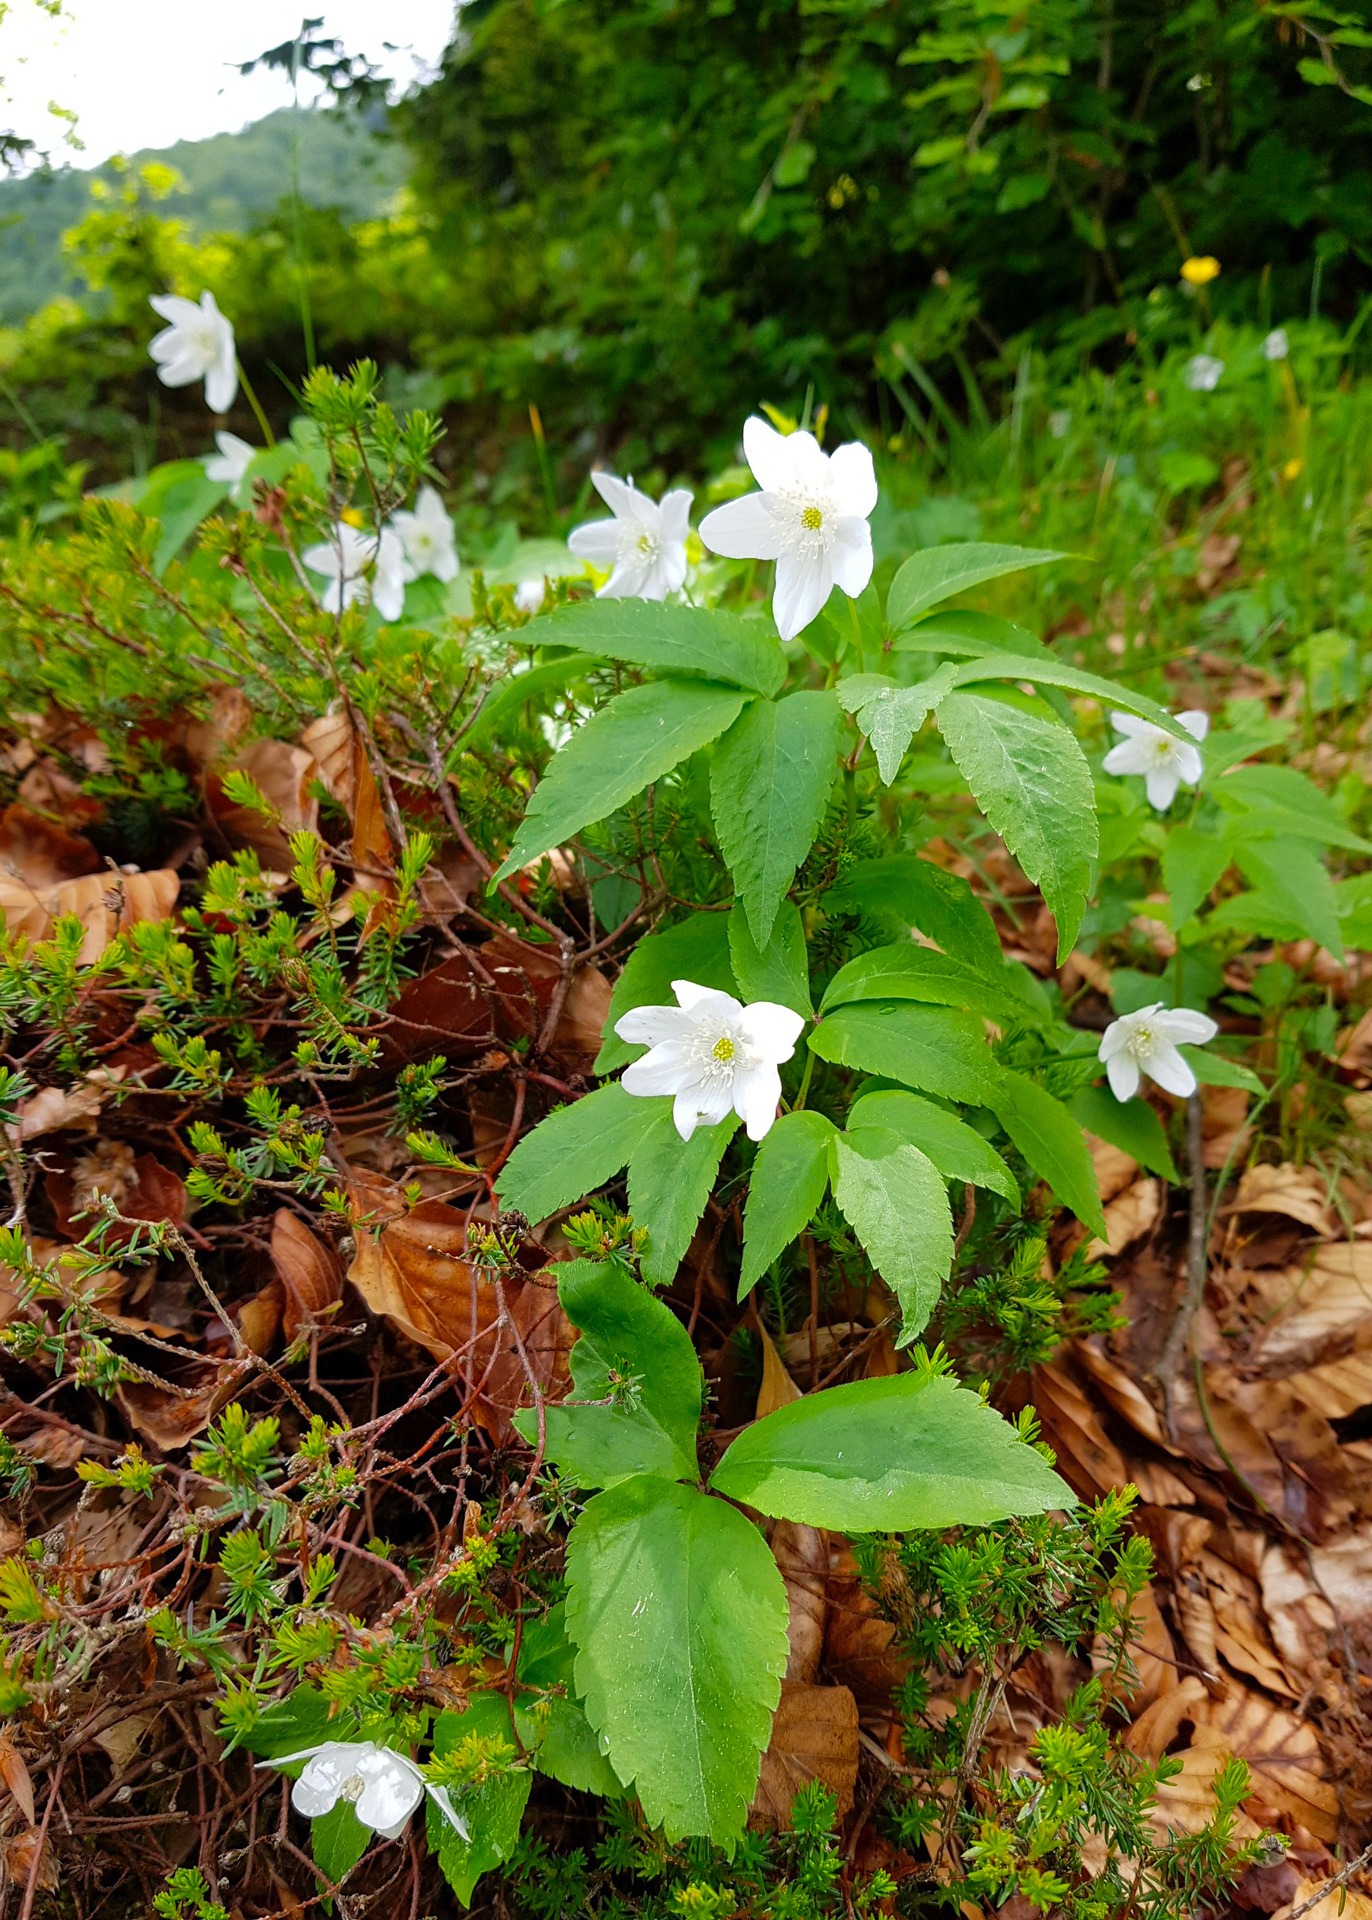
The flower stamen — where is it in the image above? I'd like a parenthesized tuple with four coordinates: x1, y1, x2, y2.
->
(800, 505, 823, 530)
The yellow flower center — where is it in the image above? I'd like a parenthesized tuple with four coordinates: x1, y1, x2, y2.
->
(801, 505, 823, 531)
(637, 532, 656, 553)
(712, 1035, 736, 1064)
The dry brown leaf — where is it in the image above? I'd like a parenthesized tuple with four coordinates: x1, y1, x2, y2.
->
(1228, 1164, 1337, 1238)
(756, 1323, 802, 1417)
(1199, 1550, 1298, 1697)
(92, 1711, 155, 1776)
(1084, 1133, 1140, 1205)
(1029, 1360, 1130, 1500)
(6, 1827, 56, 1894)
(236, 1279, 283, 1357)
(9, 1069, 126, 1142)
(184, 683, 253, 771)
(0, 866, 178, 964)
(0, 1738, 34, 1825)
(347, 1199, 572, 1439)
(772, 1521, 827, 1684)
(1074, 1339, 1173, 1450)
(1249, 1243, 1372, 1370)
(823, 1544, 910, 1704)
(117, 1362, 251, 1452)
(1206, 1688, 1338, 1840)
(207, 737, 319, 871)
(270, 1209, 343, 1341)
(379, 951, 496, 1067)
(1276, 1880, 1372, 1920)
(1087, 1176, 1162, 1260)
(1306, 1528, 1372, 1635)
(46, 1147, 186, 1246)
(0, 801, 101, 887)
(298, 710, 357, 808)
(1258, 1540, 1337, 1685)
(1093, 1578, 1176, 1711)
(750, 1681, 858, 1830)
(1202, 1083, 1252, 1170)
(1284, 1348, 1372, 1419)
(1127, 1675, 1210, 1761)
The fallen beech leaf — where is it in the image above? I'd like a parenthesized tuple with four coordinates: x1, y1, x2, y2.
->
(46, 1148, 186, 1246)
(1199, 1549, 1298, 1698)
(1282, 1348, 1372, 1419)
(1086, 1175, 1161, 1260)
(772, 1521, 827, 1683)
(298, 710, 357, 808)
(1202, 1083, 1251, 1170)
(0, 801, 101, 887)
(1227, 1163, 1336, 1238)
(1126, 1675, 1210, 1761)
(0, 1737, 35, 1825)
(1248, 1244, 1372, 1369)
(1085, 1133, 1140, 1206)
(1258, 1541, 1337, 1685)
(1093, 1578, 1175, 1711)
(378, 952, 495, 1068)
(347, 1198, 572, 1439)
(1276, 1879, 1372, 1920)
(92, 1711, 156, 1777)
(481, 932, 611, 1075)
(300, 711, 393, 923)
(207, 737, 319, 871)
(823, 1543, 910, 1704)
(750, 1681, 858, 1830)
(0, 866, 178, 964)
(1206, 1688, 1338, 1840)
(1029, 1360, 1130, 1500)
(117, 1363, 251, 1452)
(184, 683, 254, 771)
(236, 1279, 283, 1357)
(9, 1069, 125, 1142)
(1074, 1339, 1174, 1450)
(756, 1322, 801, 1417)
(270, 1210, 344, 1340)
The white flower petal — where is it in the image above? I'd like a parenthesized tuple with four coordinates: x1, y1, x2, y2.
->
(1102, 738, 1153, 777)
(615, 1004, 695, 1046)
(1143, 766, 1182, 811)
(149, 293, 202, 329)
(736, 1002, 805, 1060)
(622, 1042, 692, 1096)
(734, 1060, 782, 1140)
(1178, 710, 1210, 743)
(772, 546, 832, 642)
(659, 489, 694, 543)
(567, 520, 624, 564)
(741, 415, 797, 492)
(1106, 1053, 1141, 1101)
(1156, 1008, 1218, 1046)
(672, 981, 742, 1018)
(354, 1750, 424, 1838)
(1145, 1039, 1197, 1098)
(829, 517, 874, 597)
(698, 494, 785, 561)
(425, 1783, 471, 1841)
(206, 354, 238, 415)
(590, 470, 656, 525)
(828, 440, 878, 519)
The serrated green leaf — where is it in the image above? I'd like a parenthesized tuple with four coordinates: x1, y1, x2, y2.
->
(847, 1089, 1019, 1204)
(838, 664, 959, 782)
(492, 678, 748, 884)
(515, 1605, 625, 1797)
(807, 1001, 1000, 1103)
(428, 1696, 531, 1906)
(887, 542, 1068, 631)
(628, 1109, 740, 1286)
(1233, 838, 1344, 959)
(988, 1069, 1105, 1237)
(710, 689, 843, 947)
(1214, 764, 1372, 854)
(514, 1259, 702, 1486)
(531, 600, 786, 696)
(820, 942, 1041, 1028)
(938, 690, 1097, 961)
(728, 900, 812, 1016)
(710, 1369, 1073, 1528)
(461, 652, 600, 752)
(597, 912, 738, 1074)
(1068, 1084, 1179, 1183)
(739, 1109, 836, 1297)
(830, 1128, 953, 1342)
(495, 1082, 659, 1221)
(823, 854, 1003, 974)
(564, 1475, 788, 1846)
(949, 654, 1194, 739)
(1163, 825, 1234, 928)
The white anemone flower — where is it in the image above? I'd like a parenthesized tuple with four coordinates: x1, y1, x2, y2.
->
(262, 1740, 469, 1845)
(148, 291, 238, 413)
(1102, 709, 1208, 812)
(616, 980, 805, 1142)
(1099, 1003, 1219, 1102)
(390, 485, 460, 585)
(698, 417, 877, 642)
(302, 523, 407, 623)
(204, 431, 255, 501)
(567, 473, 693, 601)
(1184, 354, 1224, 393)
(1263, 328, 1290, 362)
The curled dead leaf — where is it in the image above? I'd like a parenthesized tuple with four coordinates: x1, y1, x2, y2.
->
(270, 1209, 343, 1341)
(772, 1521, 828, 1684)
(749, 1681, 858, 1831)
(0, 1737, 35, 1825)
(1086, 1175, 1162, 1261)
(0, 866, 178, 965)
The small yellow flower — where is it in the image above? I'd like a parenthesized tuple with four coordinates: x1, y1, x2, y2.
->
(1283, 456, 1304, 480)
(340, 506, 367, 529)
(1181, 256, 1221, 287)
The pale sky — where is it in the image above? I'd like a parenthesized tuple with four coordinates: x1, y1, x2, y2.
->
(2, 1, 457, 167)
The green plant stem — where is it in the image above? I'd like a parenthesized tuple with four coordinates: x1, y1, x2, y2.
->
(236, 362, 276, 448)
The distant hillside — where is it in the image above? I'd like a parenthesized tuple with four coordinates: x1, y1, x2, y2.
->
(0, 107, 409, 323)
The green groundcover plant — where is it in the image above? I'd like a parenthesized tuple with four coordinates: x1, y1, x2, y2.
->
(0, 281, 1353, 1914)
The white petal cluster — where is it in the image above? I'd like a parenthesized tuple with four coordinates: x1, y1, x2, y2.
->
(568, 473, 693, 601)
(698, 418, 876, 642)
(616, 980, 805, 1142)
(1184, 354, 1224, 392)
(1102, 708, 1208, 812)
(204, 431, 256, 500)
(390, 485, 460, 585)
(1098, 1003, 1219, 1102)
(263, 1740, 469, 1845)
(148, 292, 238, 414)
(1263, 328, 1289, 362)
(302, 522, 407, 624)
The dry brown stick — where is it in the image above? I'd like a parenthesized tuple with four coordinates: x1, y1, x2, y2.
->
(1153, 1091, 1207, 1443)
(18, 1754, 64, 1920)
(1284, 1842, 1372, 1920)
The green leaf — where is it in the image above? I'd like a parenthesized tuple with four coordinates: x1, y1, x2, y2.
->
(428, 1696, 531, 1906)
(1180, 1047, 1264, 1095)
(597, 912, 737, 1074)
(237, 1685, 351, 1759)
(949, 654, 1194, 741)
(1163, 825, 1234, 927)
(894, 608, 1055, 663)
(1215, 765, 1372, 854)
(830, 1128, 953, 1343)
(312, 1802, 372, 1887)
(838, 664, 959, 782)
(728, 900, 812, 1016)
(1233, 838, 1344, 959)
(887, 542, 1068, 631)
(739, 1109, 836, 1297)
(711, 689, 843, 947)
(514, 1259, 702, 1486)
(937, 690, 1097, 961)
(807, 1002, 1000, 1104)
(461, 652, 600, 752)
(495, 1082, 659, 1221)
(1069, 1085, 1179, 1183)
(710, 1368, 1073, 1529)
(823, 854, 1003, 974)
(628, 1109, 740, 1286)
(150, 469, 229, 574)
(987, 1070, 1105, 1237)
(564, 1475, 788, 1846)
(820, 942, 1041, 1028)
(492, 678, 748, 884)
(847, 1089, 1019, 1204)
(532, 600, 786, 697)
(515, 1604, 624, 1797)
